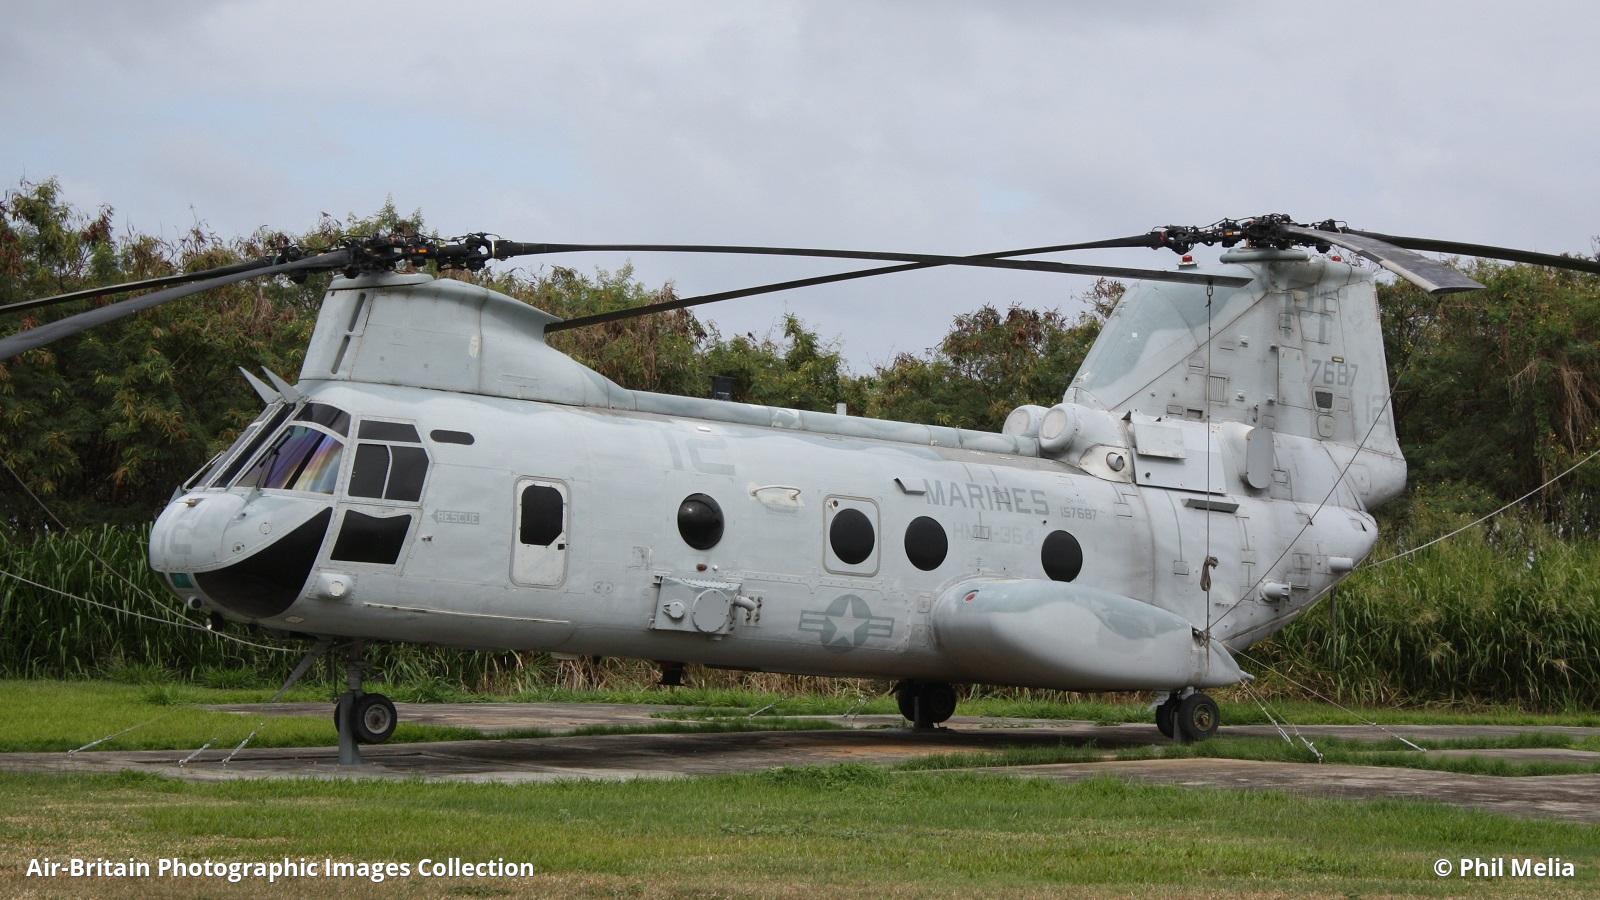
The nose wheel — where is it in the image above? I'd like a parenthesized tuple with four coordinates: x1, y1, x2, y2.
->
(895, 681, 957, 730)
(332, 640, 397, 764)
(335, 692, 397, 744)
(1156, 691, 1219, 742)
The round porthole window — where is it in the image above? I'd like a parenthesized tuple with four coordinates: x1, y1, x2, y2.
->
(903, 516, 948, 571)
(829, 508, 875, 565)
(677, 493, 724, 550)
(1041, 530, 1083, 582)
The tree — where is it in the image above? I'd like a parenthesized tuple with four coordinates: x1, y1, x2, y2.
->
(478, 265, 709, 397)
(0, 180, 324, 527)
(1381, 262, 1600, 532)
(867, 280, 1116, 431)
(702, 315, 865, 412)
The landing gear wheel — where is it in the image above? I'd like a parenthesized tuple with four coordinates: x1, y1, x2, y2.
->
(1155, 696, 1179, 740)
(1176, 692, 1219, 743)
(922, 683, 957, 724)
(895, 681, 957, 728)
(895, 686, 918, 722)
(350, 693, 397, 744)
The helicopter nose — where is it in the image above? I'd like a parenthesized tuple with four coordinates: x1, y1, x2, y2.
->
(150, 491, 249, 572)
(151, 492, 334, 620)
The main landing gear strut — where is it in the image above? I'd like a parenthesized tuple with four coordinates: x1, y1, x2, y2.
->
(1156, 690, 1219, 743)
(332, 640, 396, 765)
(895, 681, 957, 730)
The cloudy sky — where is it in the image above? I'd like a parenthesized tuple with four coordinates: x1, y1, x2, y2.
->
(5, 1, 1597, 368)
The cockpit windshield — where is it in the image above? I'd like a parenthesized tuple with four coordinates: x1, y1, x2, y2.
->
(239, 424, 345, 493)
(181, 402, 285, 491)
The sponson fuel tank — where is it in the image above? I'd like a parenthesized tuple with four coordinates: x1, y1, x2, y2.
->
(932, 579, 1244, 691)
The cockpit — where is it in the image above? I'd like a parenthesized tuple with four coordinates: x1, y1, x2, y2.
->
(156, 397, 438, 621)
(184, 401, 353, 494)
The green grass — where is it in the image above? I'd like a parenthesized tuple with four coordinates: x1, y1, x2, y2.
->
(0, 767, 1595, 896)
(0, 680, 835, 753)
(897, 734, 1600, 778)
(0, 680, 475, 752)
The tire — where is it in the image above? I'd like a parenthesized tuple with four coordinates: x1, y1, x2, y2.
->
(1155, 699, 1177, 739)
(922, 683, 957, 725)
(896, 685, 918, 722)
(351, 693, 397, 744)
(1176, 693, 1219, 743)
(895, 682, 957, 725)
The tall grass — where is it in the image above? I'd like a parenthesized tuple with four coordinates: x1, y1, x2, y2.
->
(4, 516, 1597, 709)
(1255, 510, 1600, 710)
(0, 523, 264, 678)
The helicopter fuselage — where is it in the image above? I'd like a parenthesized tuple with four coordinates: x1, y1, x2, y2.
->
(151, 376, 1373, 693)
(148, 260, 1396, 694)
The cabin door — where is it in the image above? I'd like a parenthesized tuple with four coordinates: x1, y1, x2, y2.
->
(512, 477, 569, 587)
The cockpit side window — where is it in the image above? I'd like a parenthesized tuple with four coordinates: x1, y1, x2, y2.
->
(348, 444, 390, 498)
(239, 424, 345, 494)
(347, 420, 429, 503)
(294, 402, 351, 437)
(358, 420, 419, 442)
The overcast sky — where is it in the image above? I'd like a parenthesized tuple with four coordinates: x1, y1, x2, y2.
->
(5, 1, 1597, 369)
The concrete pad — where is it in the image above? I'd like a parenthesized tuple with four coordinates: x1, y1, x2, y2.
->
(8, 702, 1600, 824)
(0, 727, 1096, 784)
(967, 758, 1600, 824)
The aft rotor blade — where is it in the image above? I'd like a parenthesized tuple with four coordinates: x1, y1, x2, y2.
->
(495, 241, 1251, 288)
(0, 257, 281, 316)
(1280, 224, 1484, 294)
(1342, 229, 1600, 277)
(545, 235, 1175, 333)
(0, 250, 350, 360)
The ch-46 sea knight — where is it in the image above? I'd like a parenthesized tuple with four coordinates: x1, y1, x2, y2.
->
(6, 214, 1597, 760)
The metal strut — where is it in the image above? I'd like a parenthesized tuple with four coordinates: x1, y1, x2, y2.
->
(336, 639, 367, 766)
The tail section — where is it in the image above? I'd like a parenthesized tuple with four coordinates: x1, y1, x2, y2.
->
(1065, 248, 1405, 509)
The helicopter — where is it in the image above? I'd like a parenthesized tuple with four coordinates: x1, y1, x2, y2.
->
(5, 213, 1598, 762)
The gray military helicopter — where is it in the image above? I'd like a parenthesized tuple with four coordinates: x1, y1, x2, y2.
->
(6, 214, 1598, 761)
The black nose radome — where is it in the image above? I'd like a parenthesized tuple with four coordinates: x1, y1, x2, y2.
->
(194, 508, 332, 619)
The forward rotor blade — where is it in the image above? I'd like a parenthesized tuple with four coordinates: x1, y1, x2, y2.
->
(0, 250, 350, 360)
(1342, 229, 1600, 277)
(0, 257, 280, 316)
(1279, 224, 1484, 294)
(545, 235, 1175, 333)
(495, 241, 1250, 288)
(548, 263, 924, 332)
